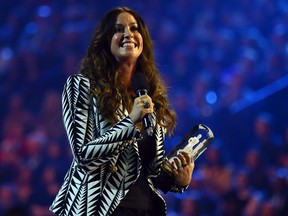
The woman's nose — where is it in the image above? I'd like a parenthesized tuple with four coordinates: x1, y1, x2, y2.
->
(124, 28, 133, 38)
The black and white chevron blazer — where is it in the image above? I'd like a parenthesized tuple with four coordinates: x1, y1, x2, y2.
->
(49, 74, 186, 216)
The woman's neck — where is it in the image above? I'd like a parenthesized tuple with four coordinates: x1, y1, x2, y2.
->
(117, 63, 136, 88)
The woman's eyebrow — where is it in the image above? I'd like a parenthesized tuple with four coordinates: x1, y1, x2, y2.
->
(115, 22, 138, 26)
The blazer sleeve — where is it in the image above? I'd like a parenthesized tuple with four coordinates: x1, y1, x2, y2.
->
(62, 74, 141, 165)
(152, 167, 189, 194)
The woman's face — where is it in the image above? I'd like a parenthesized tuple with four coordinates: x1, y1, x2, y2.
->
(110, 12, 143, 63)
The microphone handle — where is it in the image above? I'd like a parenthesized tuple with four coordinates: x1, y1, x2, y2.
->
(137, 89, 154, 136)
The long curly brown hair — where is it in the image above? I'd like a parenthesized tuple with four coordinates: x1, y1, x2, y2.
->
(80, 7, 176, 135)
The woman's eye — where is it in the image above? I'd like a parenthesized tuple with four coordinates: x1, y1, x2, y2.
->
(130, 26, 139, 32)
(114, 25, 139, 33)
(114, 26, 124, 33)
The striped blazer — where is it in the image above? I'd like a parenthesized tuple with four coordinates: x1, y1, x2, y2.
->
(49, 74, 185, 216)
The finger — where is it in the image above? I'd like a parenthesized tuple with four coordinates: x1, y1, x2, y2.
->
(171, 162, 182, 174)
(174, 157, 181, 167)
(142, 95, 153, 102)
(177, 152, 188, 166)
(179, 150, 192, 164)
(140, 96, 153, 108)
(171, 161, 178, 171)
(143, 100, 150, 108)
(136, 97, 144, 107)
(136, 97, 152, 112)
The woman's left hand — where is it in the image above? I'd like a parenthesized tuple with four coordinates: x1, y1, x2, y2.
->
(171, 151, 195, 187)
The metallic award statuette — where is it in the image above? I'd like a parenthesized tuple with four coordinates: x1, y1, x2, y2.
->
(162, 124, 214, 174)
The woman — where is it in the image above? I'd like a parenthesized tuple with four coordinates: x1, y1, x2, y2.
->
(50, 7, 194, 216)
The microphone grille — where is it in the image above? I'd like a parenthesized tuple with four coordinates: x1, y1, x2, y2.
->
(132, 72, 148, 92)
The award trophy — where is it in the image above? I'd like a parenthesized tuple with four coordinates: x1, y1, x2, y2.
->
(162, 124, 214, 174)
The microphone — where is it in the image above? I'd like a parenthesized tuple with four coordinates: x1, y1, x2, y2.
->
(132, 72, 154, 136)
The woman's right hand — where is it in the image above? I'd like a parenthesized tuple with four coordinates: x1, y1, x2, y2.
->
(129, 95, 154, 124)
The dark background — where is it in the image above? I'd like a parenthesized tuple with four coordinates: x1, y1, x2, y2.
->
(0, 0, 288, 215)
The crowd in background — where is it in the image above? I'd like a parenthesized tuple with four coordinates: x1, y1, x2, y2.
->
(0, 0, 288, 215)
